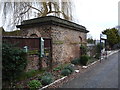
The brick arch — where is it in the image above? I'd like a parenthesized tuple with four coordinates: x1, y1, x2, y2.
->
(27, 30, 41, 37)
(79, 36, 82, 44)
(30, 34, 38, 37)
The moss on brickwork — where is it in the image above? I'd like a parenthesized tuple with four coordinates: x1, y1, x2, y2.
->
(53, 40, 64, 44)
(2, 30, 22, 36)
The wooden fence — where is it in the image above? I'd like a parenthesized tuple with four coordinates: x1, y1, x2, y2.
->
(3, 36, 51, 51)
(3, 36, 52, 70)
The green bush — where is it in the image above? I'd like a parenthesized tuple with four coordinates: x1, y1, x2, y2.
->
(80, 45, 87, 55)
(28, 80, 42, 89)
(71, 58, 80, 65)
(61, 69, 71, 76)
(80, 55, 89, 66)
(53, 65, 63, 71)
(64, 64, 74, 73)
(95, 53, 100, 59)
(40, 72, 54, 85)
(2, 42, 27, 81)
(43, 72, 53, 77)
(53, 67, 61, 71)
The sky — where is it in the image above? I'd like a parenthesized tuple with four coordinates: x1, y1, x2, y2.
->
(74, 0, 119, 40)
(0, 0, 119, 40)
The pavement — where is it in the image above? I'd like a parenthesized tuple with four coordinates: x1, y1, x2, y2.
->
(60, 50, 119, 88)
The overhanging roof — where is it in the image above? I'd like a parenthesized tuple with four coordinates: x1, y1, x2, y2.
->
(17, 16, 89, 33)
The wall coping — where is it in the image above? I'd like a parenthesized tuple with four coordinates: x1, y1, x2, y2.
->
(16, 16, 89, 33)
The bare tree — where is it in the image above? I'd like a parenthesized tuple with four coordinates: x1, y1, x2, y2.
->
(0, 0, 74, 31)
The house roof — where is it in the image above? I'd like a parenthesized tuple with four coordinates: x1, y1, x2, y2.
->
(16, 16, 89, 33)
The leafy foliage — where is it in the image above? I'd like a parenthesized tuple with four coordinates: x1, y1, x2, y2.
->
(28, 80, 42, 89)
(2, 42, 27, 81)
(40, 72, 54, 85)
(102, 28, 120, 48)
(71, 58, 80, 65)
(95, 53, 100, 59)
(61, 64, 74, 76)
(53, 65, 63, 71)
(80, 55, 89, 66)
(17, 70, 45, 81)
(95, 43, 102, 54)
(61, 69, 71, 76)
(80, 45, 87, 55)
(87, 38, 95, 44)
(64, 64, 74, 73)
(94, 43, 103, 59)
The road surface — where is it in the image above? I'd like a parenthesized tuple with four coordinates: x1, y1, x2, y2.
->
(60, 51, 119, 88)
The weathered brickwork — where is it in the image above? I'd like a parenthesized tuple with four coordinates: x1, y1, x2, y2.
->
(51, 25, 86, 65)
(21, 25, 51, 37)
(25, 55, 39, 72)
(16, 16, 89, 70)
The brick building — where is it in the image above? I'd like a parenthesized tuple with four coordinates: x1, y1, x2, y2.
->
(16, 16, 89, 67)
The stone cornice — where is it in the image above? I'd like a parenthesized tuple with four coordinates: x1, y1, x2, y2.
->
(16, 16, 89, 33)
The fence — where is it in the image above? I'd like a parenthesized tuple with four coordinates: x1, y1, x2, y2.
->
(3, 36, 52, 71)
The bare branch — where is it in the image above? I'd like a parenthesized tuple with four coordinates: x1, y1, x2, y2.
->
(27, 4, 43, 14)
(20, 7, 30, 15)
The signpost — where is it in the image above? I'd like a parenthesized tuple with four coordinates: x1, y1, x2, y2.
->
(39, 37, 44, 69)
(100, 34, 107, 62)
(40, 37, 44, 57)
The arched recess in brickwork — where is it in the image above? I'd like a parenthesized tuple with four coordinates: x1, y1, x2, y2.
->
(27, 30, 41, 37)
(79, 36, 82, 44)
(30, 34, 38, 37)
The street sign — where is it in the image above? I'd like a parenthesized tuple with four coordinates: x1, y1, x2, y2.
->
(100, 34, 107, 39)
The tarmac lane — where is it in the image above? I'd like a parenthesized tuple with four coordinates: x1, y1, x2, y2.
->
(60, 51, 119, 88)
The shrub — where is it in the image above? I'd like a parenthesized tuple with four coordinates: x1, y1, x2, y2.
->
(95, 53, 100, 59)
(64, 64, 74, 73)
(53, 67, 61, 71)
(80, 55, 89, 66)
(53, 65, 63, 71)
(80, 45, 87, 55)
(43, 72, 53, 77)
(28, 80, 42, 89)
(2, 42, 27, 81)
(61, 69, 71, 76)
(71, 58, 80, 65)
(40, 72, 54, 85)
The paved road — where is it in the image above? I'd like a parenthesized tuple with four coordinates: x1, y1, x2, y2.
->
(60, 51, 119, 88)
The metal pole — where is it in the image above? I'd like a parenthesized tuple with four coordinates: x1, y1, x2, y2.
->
(39, 37, 42, 70)
(100, 34, 101, 63)
(105, 39, 107, 59)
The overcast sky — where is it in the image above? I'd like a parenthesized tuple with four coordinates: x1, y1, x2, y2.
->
(74, 0, 119, 40)
(0, 0, 119, 40)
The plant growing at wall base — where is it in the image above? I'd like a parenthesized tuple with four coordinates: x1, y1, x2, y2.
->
(61, 69, 71, 76)
(40, 72, 54, 86)
(80, 45, 87, 55)
(28, 80, 42, 89)
(64, 64, 74, 73)
(95, 53, 100, 59)
(53, 65, 63, 72)
(71, 58, 80, 65)
(80, 55, 89, 66)
(61, 64, 74, 76)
